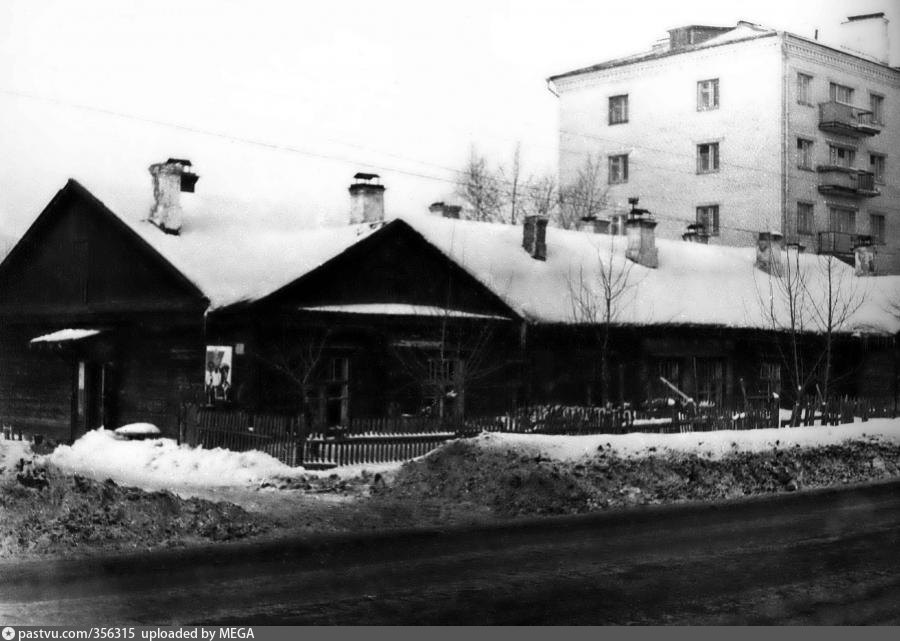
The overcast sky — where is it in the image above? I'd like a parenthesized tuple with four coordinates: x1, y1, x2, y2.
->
(0, 0, 895, 235)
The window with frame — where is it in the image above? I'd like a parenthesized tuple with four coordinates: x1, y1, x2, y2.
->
(829, 206, 856, 234)
(869, 93, 884, 124)
(695, 358, 726, 407)
(608, 94, 628, 125)
(870, 213, 886, 244)
(655, 359, 681, 395)
(828, 144, 856, 168)
(608, 154, 629, 183)
(696, 142, 720, 173)
(426, 357, 463, 419)
(829, 82, 854, 104)
(796, 202, 814, 235)
(696, 205, 720, 236)
(759, 362, 781, 398)
(870, 153, 886, 183)
(796, 73, 813, 105)
(324, 356, 350, 427)
(697, 78, 719, 110)
(796, 138, 813, 169)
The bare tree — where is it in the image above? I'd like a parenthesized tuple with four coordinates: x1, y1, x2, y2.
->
(756, 249, 865, 425)
(499, 143, 524, 225)
(568, 238, 639, 405)
(805, 255, 865, 400)
(558, 154, 608, 230)
(523, 173, 559, 220)
(456, 146, 503, 222)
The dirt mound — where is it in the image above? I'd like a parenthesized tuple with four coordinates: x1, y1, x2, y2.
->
(379, 438, 900, 516)
(0, 463, 270, 558)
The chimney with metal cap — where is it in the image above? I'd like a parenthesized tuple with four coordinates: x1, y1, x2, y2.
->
(624, 198, 658, 268)
(148, 158, 198, 235)
(349, 172, 385, 224)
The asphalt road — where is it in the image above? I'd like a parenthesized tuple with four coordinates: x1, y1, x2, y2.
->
(2, 480, 900, 625)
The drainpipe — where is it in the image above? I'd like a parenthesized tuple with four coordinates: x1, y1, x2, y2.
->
(780, 35, 789, 239)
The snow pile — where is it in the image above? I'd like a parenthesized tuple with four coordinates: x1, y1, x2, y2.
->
(472, 418, 900, 461)
(46, 429, 307, 490)
(30, 328, 102, 343)
(113, 422, 161, 438)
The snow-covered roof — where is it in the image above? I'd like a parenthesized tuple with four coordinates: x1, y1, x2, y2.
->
(30, 328, 103, 343)
(299, 303, 511, 320)
(56, 180, 900, 335)
(84, 182, 380, 310)
(396, 213, 900, 335)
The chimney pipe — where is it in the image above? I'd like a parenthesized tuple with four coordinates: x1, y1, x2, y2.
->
(755, 231, 784, 275)
(148, 158, 197, 235)
(522, 215, 548, 261)
(682, 223, 709, 244)
(624, 198, 658, 268)
(578, 216, 611, 234)
(349, 172, 385, 225)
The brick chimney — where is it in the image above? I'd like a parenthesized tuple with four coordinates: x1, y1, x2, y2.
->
(429, 202, 462, 219)
(624, 198, 658, 268)
(854, 236, 876, 276)
(148, 158, 198, 235)
(755, 231, 784, 275)
(349, 172, 385, 225)
(522, 215, 548, 261)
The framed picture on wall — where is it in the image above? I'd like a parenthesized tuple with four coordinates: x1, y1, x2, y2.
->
(204, 345, 233, 405)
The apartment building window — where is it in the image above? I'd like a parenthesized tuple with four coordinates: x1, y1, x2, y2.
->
(870, 213, 886, 244)
(870, 153, 886, 184)
(697, 142, 720, 173)
(829, 82, 854, 104)
(870, 93, 884, 124)
(697, 79, 719, 110)
(796, 138, 814, 169)
(796, 202, 814, 235)
(608, 154, 629, 183)
(608, 94, 628, 125)
(828, 144, 856, 168)
(796, 73, 813, 105)
(829, 206, 856, 234)
(696, 205, 720, 236)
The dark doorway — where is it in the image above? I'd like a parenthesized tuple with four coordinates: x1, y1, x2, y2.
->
(72, 360, 114, 440)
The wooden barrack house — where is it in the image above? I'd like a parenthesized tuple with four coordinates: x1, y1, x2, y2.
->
(1, 160, 898, 442)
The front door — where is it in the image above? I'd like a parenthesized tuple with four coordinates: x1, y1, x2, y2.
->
(72, 360, 113, 440)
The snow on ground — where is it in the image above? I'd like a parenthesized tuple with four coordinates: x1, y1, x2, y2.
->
(42, 429, 401, 494)
(473, 418, 900, 462)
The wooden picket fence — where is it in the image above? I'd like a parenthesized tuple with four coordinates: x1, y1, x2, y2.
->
(187, 396, 898, 469)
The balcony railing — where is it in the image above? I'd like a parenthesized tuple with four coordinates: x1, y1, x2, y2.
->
(817, 231, 872, 256)
(818, 101, 881, 137)
(817, 167, 879, 197)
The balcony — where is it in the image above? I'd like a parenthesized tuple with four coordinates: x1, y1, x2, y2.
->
(817, 166, 879, 198)
(817, 232, 872, 262)
(818, 101, 881, 137)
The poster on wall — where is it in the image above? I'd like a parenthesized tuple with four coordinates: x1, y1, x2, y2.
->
(204, 345, 233, 405)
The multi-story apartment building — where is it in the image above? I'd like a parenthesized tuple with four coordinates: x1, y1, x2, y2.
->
(548, 13, 900, 272)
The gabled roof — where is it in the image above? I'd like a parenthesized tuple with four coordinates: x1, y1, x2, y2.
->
(393, 213, 900, 335)
(8, 180, 900, 335)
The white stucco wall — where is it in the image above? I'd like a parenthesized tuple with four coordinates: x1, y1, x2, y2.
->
(784, 35, 900, 273)
(555, 36, 784, 247)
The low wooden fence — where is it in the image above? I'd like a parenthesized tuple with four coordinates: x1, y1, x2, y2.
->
(187, 396, 898, 469)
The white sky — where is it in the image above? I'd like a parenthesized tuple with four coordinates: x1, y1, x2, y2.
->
(0, 0, 895, 235)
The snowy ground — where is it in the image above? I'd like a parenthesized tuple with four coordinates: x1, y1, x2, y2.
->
(6, 420, 900, 495)
(473, 418, 900, 462)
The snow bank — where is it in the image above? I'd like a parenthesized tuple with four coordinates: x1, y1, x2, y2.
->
(45, 429, 307, 490)
(43, 429, 402, 492)
(473, 418, 900, 461)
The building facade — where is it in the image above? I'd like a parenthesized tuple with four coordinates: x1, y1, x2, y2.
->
(549, 15, 900, 273)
